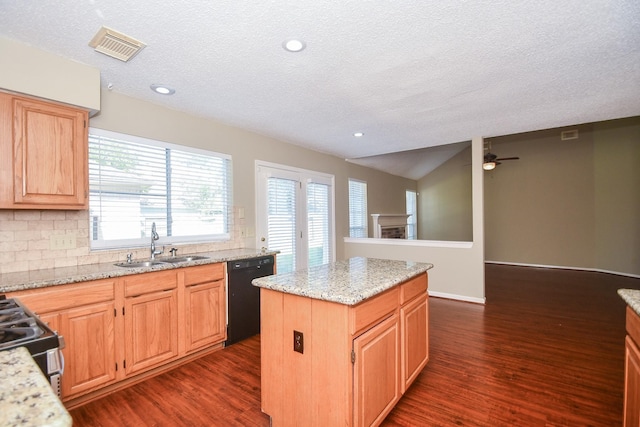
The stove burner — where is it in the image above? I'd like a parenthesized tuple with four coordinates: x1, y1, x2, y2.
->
(0, 307, 28, 323)
(0, 300, 45, 348)
(0, 325, 43, 345)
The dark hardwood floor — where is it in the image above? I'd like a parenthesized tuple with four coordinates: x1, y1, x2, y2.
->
(70, 264, 640, 426)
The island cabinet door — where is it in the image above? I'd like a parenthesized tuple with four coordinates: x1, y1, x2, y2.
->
(124, 289, 178, 376)
(353, 313, 401, 427)
(401, 292, 428, 393)
(625, 336, 640, 425)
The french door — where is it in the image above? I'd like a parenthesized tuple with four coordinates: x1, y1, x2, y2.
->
(256, 161, 335, 273)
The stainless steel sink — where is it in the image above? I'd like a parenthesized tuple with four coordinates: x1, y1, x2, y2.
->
(114, 260, 169, 268)
(162, 255, 210, 263)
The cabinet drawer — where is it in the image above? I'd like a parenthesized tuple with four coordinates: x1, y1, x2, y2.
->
(400, 273, 427, 305)
(123, 270, 177, 297)
(183, 263, 224, 286)
(350, 287, 399, 337)
(8, 279, 115, 313)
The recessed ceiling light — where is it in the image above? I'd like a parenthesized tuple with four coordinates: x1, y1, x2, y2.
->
(150, 84, 175, 95)
(283, 39, 306, 52)
(353, 132, 364, 137)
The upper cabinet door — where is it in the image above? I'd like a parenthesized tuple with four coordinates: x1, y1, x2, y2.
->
(1, 92, 88, 209)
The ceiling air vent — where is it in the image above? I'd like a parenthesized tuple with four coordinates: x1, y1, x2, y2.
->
(89, 26, 146, 62)
(561, 129, 579, 141)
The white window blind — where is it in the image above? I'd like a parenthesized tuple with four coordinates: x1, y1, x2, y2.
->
(267, 177, 297, 273)
(307, 181, 331, 267)
(88, 128, 232, 249)
(406, 190, 417, 240)
(349, 179, 368, 238)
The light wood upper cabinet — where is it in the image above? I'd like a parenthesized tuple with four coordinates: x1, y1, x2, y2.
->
(0, 91, 88, 209)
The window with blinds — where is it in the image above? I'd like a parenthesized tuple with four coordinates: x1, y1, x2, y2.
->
(88, 128, 232, 249)
(406, 190, 417, 240)
(349, 179, 368, 238)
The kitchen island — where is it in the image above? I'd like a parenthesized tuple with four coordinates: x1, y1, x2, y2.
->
(619, 289, 640, 426)
(252, 257, 433, 427)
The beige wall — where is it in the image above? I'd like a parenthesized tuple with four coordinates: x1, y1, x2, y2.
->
(0, 37, 100, 112)
(593, 117, 640, 275)
(485, 117, 640, 276)
(417, 145, 472, 241)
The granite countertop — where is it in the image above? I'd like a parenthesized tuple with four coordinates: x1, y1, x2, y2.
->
(252, 257, 433, 305)
(618, 289, 640, 316)
(0, 248, 277, 293)
(0, 347, 71, 427)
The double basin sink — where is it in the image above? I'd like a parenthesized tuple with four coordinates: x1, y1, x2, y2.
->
(115, 255, 210, 268)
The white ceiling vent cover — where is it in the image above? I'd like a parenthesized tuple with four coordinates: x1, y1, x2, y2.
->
(89, 26, 146, 62)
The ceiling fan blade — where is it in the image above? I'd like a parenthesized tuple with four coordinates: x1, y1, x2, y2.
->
(495, 157, 519, 161)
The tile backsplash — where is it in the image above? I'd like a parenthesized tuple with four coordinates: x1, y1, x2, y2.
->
(0, 210, 244, 274)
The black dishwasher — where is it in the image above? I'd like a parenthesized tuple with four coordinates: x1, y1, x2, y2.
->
(226, 255, 274, 346)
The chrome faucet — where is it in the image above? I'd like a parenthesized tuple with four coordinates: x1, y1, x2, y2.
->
(150, 222, 164, 259)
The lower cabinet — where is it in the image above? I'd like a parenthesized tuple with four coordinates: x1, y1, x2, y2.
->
(185, 279, 226, 352)
(624, 306, 640, 426)
(353, 314, 401, 427)
(124, 289, 178, 375)
(401, 291, 429, 392)
(7, 278, 117, 399)
(183, 263, 226, 353)
(60, 301, 117, 397)
(122, 269, 179, 376)
(7, 263, 226, 403)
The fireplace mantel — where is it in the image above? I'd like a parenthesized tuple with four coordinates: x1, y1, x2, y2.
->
(371, 214, 411, 239)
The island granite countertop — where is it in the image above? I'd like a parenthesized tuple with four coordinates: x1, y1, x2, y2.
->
(0, 248, 277, 294)
(619, 289, 640, 316)
(252, 257, 433, 305)
(0, 347, 71, 427)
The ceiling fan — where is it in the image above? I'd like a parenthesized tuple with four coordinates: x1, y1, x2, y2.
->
(483, 141, 519, 170)
(482, 152, 520, 170)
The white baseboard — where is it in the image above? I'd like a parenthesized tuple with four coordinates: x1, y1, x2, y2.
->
(485, 260, 640, 279)
(428, 290, 485, 304)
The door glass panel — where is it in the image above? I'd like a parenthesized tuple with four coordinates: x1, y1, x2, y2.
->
(267, 177, 297, 273)
(307, 182, 331, 267)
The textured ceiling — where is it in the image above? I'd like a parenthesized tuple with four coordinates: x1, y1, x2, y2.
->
(1, 1, 639, 179)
